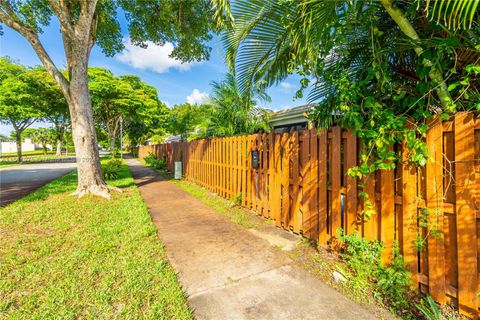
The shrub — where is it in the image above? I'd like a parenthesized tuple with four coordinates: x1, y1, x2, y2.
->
(338, 229, 413, 317)
(102, 159, 122, 180)
(144, 152, 167, 170)
(231, 193, 242, 207)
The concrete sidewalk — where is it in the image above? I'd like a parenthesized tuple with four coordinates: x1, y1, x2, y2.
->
(126, 158, 378, 320)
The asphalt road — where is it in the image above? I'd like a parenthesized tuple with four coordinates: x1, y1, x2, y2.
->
(0, 162, 77, 207)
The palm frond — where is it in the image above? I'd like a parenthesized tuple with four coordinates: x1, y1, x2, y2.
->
(422, 0, 479, 30)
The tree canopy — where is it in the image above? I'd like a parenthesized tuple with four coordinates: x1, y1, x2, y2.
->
(0, 0, 217, 197)
(217, 0, 479, 174)
(0, 57, 46, 162)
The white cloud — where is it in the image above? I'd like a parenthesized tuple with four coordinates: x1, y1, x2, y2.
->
(280, 82, 294, 90)
(186, 89, 210, 105)
(116, 39, 199, 73)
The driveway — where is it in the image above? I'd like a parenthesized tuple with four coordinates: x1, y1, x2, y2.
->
(0, 162, 76, 207)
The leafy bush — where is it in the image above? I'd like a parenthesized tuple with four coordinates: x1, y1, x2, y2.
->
(144, 153, 167, 170)
(102, 159, 122, 180)
(338, 230, 413, 317)
(231, 193, 242, 207)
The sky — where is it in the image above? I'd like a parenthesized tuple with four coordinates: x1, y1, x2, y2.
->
(0, 14, 308, 136)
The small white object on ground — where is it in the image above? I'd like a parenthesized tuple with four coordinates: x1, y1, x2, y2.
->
(332, 271, 347, 284)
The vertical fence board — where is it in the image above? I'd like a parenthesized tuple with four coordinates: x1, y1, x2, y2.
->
(318, 130, 328, 246)
(363, 173, 378, 241)
(291, 131, 301, 233)
(308, 129, 319, 239)
(241, 137, 247, 207)
(426, 117, 447, 303)
(262, 133, 269, 217)
(380, 166, 395, 263)
(345, 130, 358, 234)
(267, 133, 274, 218)
(254, 134, 260, 212)
(300, 131, 311, 235)
(331, 126, 342, 239)
(273, 134, 282, 226)
(402, 134, 419, 287)
(455, 112, 478, 318)
(281, 133, 291, 229)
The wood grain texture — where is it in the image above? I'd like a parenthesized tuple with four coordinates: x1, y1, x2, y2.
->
(454, 112, 478, 318)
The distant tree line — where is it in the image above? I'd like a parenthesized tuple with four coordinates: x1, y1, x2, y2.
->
(0, 57, 170, 162)
(0, 57, 273, 163)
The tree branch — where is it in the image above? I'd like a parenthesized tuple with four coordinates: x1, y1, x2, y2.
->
(0, 4, 71, 100)
(47, 0, 74, 39)
(76, 0, 98, 37)
(18, 118, 36, 131)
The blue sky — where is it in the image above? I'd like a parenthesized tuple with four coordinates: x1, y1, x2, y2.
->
(0, 15, 307, 136)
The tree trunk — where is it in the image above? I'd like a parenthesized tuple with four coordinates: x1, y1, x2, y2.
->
(15, 132, 22, 163)
(68, 61, 110, 198)
(109, 131, 116, 152)
(0, 0, 115, 198)
(55, 139, 62, 156)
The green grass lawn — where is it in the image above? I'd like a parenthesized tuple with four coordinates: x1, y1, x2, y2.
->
(0, 163, 192, 319)
(0, 162, 18, 168)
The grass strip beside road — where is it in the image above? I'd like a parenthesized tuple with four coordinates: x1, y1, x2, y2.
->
(0, 162, 192, 319)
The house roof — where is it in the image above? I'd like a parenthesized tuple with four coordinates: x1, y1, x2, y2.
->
(269, 104, 316, 126)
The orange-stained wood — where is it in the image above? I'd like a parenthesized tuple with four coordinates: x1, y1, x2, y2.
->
(273, 134, 282, 226)
(300, 131, 311, 235)
(331, 126, 342, 239)
(308, 129, 319, 239)
(318, 130, 328, 246)
(281, 133, 291, 229)
(402, 129, 419, 288)
(345, 130, 358, 234)
(380, 163, 395, 263)
(454, 112, 478, 318)
(426, 117, 446, 304)
(291, 132, 301, 233)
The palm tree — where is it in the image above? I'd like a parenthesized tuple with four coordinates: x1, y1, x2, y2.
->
(208, 72, 271, 137)
(216, 0, 479, 127)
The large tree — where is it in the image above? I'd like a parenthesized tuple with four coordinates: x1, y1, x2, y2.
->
(0, 57, 45, 162)
(89, 67, 131, 151)
(0, 0, 214, 197)
(89, 68, 161, 151)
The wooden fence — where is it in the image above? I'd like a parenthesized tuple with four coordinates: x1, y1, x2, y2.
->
(139, 112, 480, 318)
